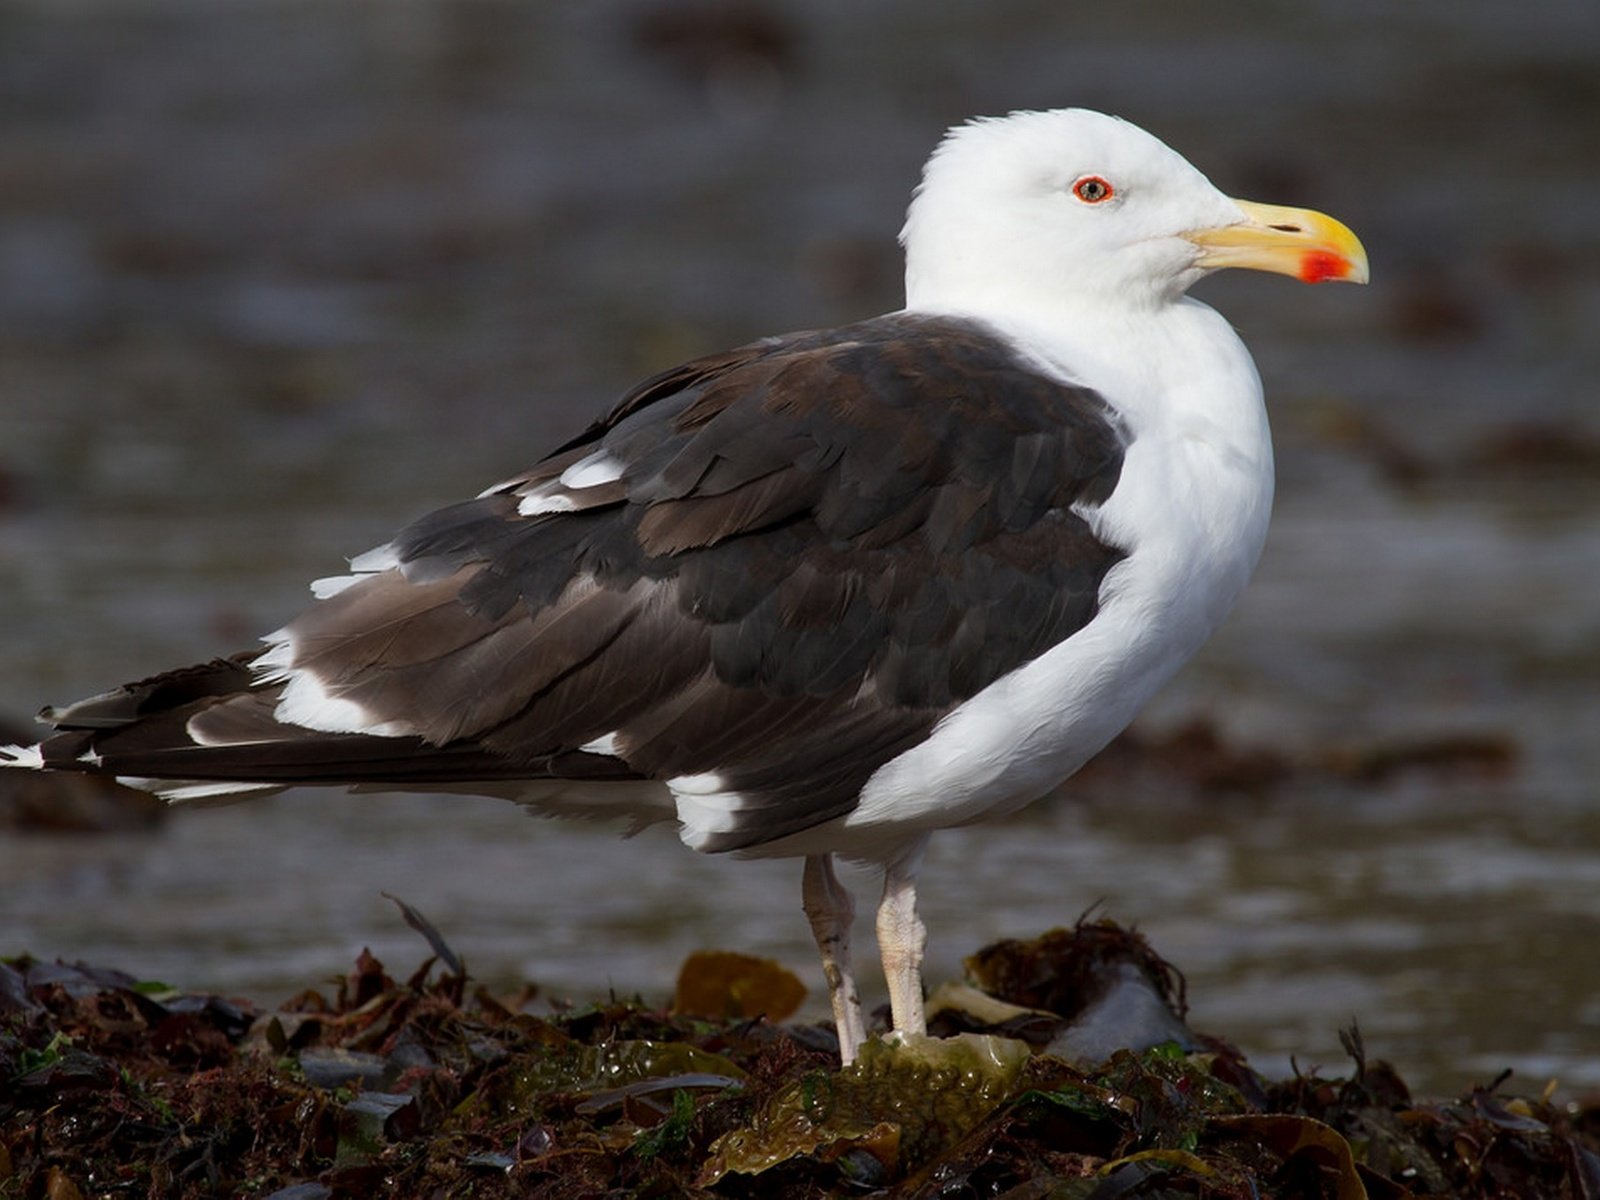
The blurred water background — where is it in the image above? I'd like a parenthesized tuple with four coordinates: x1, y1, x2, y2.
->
(2, 1, 1599, 1096)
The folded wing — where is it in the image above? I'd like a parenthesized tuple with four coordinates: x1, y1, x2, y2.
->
(23, 314, 1129, 851)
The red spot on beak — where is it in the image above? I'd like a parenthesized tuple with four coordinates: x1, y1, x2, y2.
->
(1299, 250, 1349, 284)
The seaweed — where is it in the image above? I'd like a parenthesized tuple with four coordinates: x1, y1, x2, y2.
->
(3, 911, 1596, 1198)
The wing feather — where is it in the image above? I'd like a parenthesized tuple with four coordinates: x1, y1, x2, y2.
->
(32, 314, 1128, 849)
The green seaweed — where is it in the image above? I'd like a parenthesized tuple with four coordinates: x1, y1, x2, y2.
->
(701, 1032, 1031, 1183)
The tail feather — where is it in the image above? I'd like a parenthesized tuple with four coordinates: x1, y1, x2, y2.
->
(41, 655, 259, 729)
(8, 655, 639, 801)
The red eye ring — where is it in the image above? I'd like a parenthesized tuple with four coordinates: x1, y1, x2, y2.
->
(1072, 175, 1114, 204)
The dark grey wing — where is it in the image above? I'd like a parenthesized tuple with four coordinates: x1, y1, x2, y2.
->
(30, 314, 1128, 850)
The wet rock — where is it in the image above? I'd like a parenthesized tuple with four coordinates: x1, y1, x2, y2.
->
(261, 1185, 331, 1200)
(700, 1032, 1030, 1185)
(1043, 961, 1198, 1067)
(297, 1047, 390, 1091)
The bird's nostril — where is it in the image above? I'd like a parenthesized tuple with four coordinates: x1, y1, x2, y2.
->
(1269, 223, 1303, 233)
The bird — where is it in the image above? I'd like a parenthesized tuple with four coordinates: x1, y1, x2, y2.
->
(1, 109, 1367, 1065)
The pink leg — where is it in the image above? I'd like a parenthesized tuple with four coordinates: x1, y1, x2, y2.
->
(876, 839, 929, 1037)
(802, 853, 867, 1064)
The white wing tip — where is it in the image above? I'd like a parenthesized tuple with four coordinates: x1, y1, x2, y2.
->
(308, 543, 400, 599)
(254, 626, 410, 738)
(348, 542, 401, 573)
(253, 628, 295, 683)
(310, 574, 362, 599)
(559, 451, 625, 490)
(666, 771, 728, 797)
(0, 743, 46, 770)
(116, 776, 284, 804)
(273, 671, 410, 737)
(517, 489, 578, 517)
(579, 731, 623, 757)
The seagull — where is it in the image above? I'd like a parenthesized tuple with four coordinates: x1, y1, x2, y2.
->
(2, 109, 1366, 1064)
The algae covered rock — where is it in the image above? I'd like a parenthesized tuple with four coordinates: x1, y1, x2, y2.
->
(701, 1031, 1031, 1183)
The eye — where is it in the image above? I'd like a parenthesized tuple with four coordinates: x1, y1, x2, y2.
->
(1072, 175, 1114, 204)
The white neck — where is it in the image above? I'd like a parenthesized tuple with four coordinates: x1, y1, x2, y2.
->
(904, 288, 1243, 428)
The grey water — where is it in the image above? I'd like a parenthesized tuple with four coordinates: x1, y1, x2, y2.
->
(3, 1, 1599, 1097)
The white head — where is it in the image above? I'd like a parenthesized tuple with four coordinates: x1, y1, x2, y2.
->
(901, 108, 1366, 316)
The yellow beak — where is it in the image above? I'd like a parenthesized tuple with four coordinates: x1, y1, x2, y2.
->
(1186, 199, 1369, 284)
